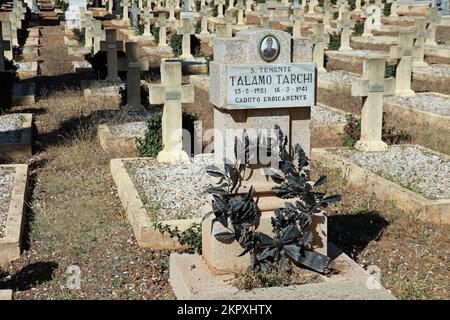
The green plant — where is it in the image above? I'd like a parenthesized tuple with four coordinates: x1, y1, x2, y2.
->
(354, 21, 364, 36)
(328, 34, 341, 50)
(136, 112, 163, 157)
(333, 11, 339, 20)
(73, 28, 85, 45)
(342, 114, 361, 147)
(153, 222, 202, 254)
(383, 3, 392, 17)
(385, 63, 397, 78)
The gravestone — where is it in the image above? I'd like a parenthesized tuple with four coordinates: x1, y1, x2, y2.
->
(149, 59, 194, 163)
(366, 4, 382, 30)
(425, 7, 441, 46)
(390, 31, 415, 97)
(337, 0, 349, 21)
(245, 0, 253, 13)
(84, 12, 94, 49)
(215, 0, 226, 18)
(200, 5, 211, 35)
(142, 7, 154, 39)
(258, 3, 270, 28)
(125, 41, 144, 111)
(92, 20, 105, 54)
(390, 0, 399, 17)
(177, 17, 196, 60)
(208, 28, 319, 273)
(322, 0, 332, 31)
(312, 23, 329, 73)
(0, 21, 13, 61)
(0, 23, 11, 72)
(224, 9, 236, 37)
(100, 28, 123, 82)
(66, 0, 88, 29)
(122, 0, 131, 21)
(336, 10, 354, 51)
(130, 2, 141, 29)
(236, 0, 246, 25)
(167, 0, 177, 22)
(413, 17, 428, 67)
(290, 6, 305, 38)
(351, 58, 395, 152)
(353, 0, 362, 13)
(156, 13, 169, 47)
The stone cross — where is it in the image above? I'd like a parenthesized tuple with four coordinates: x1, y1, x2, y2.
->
(307, 0, 318, 15)
(390, 0, 398, 17)
(366, 4, 382, 30)
(9, 13, 19, 46)
(130, 2, 141, 29)
(224, 10, 236, 37)
(125, 41, 144, 111)
(245, 0, 253, 13)
(177, 17, 196, 59)
(100, 28, 124, 82)
(336, 10, 354, 51)
(425, 7, 441, 46)
(258, 3, 270, 28)
(390, 31, 415, 97)
(108, 0, 113, 13)
(215, 0, 226, 18)
(92, 20, 105, 54)
(167, 0, 177, 21)
(290, 7, 305, 38)
(0, 21, 12, 61)
(236, 0, 246, 25)
(122, 0, 131, 21)
(322, 0, 332, 31)
(156, 13, 169, 47)
(200, 5, 211, 34)
(337, 0, 349, 21)
(149, 59, 194, 164)
(312, 23, 329, 73)
(84, 12, 94, 49)
(142, 7, 154, 39)
(353, 0, 362, 13)
(413, 17, 428, 67)
(227, 0, 235, 11)
(0, 23, 11, 72)
(351, 58, 395, 152)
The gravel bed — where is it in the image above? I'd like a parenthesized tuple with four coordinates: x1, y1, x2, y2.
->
(414, 64, 450, 75)
(125, 154, 213, 221)
(109, 121, 147, 137)
(386, 93, 450, 117)
(319, 70, 355, 85)
(336, 145, 450, 200)
(0, 114, 25, 144)
(0, 168, 15, 238)
(329, 49, 386, 59)
(312, 105, 347, 124)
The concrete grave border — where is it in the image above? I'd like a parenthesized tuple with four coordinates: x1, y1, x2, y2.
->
(413, 66, 450, 95)
(0, 289, 13, 300)
(311, 147, 450, 225)
(98, 124, 142, 154)
(0, 113, 33, 160)
(169, 242, 396, 300)
(110, 158, 200, 249)
(384, 93, 450, 131)
(0, 164, 29, 265)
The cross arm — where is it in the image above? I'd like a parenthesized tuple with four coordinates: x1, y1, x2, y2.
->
(149, 84, 167, 104)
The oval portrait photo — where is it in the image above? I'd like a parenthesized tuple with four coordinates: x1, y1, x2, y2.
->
(259, 35, 280, 62)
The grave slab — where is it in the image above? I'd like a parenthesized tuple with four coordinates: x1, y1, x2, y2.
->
(326, 49, 391, 74)
(110, 156, 210, 249)
(21, 46, 39, 60)
(169, 243, 396, 300)
(350, 35, 398, 52)
(98, 121, 145, 153)
(312, 147, 450, 225)
(412, 64, 450, 95)
(0, 113, 33, 160)
(384, 93, 450, 130)
(424, 44, 450, 65)
(0, 164, 28, 265)
(81, 80, 123, 100)
(16, 61, 38, 79)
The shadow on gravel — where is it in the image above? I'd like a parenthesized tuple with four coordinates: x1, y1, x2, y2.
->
(0, 261, 58, 291)
(328, 211, 389, 260)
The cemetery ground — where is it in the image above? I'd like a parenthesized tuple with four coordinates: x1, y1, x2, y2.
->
(0, 23, 448, 300)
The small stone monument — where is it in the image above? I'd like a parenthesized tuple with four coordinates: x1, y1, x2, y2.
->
(84, 12, 94, 49)
(413, 17, 428, 67)
(290, 6, 305, 38)
(312, 23, 329, 73)
(176, 16, 196, 60)
(130, 2, 141, 29)
(0, 23, 11, 72)
(336, 10, 354, 51)
(390, 0, 399, 17)
(142, 7, 154, 39)
(390, 31, 415, 97)
(224, 9, 236, 37)
(200, 5, 211, 35)
(148, 59, 194, 163)
(156, 13, 169, 47)
(351, 58, 395, 152)
(425, 7, 441, 46)
(122, 0, 131, 22)
(92, 20, 105, 54)
(100, 28, 123, 82)
(215, 0, 226, 19)
(125, 41, 144, 111)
